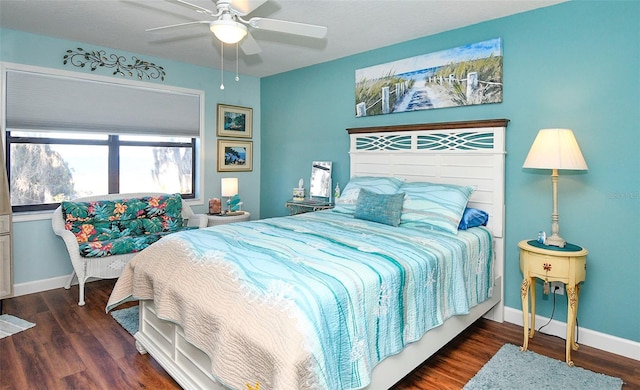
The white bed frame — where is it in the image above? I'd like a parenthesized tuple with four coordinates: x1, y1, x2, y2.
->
(134, 119, 509, 390)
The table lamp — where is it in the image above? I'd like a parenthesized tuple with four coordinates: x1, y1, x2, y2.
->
(523, 129, 588, 248)
(221, 177, 238, 212)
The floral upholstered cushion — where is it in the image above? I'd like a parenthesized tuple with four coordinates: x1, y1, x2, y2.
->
(62, 193, 196, 257)
(76, 232, 174, 258)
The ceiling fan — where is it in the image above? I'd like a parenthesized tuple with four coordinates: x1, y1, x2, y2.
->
(146, 0, 328, 55)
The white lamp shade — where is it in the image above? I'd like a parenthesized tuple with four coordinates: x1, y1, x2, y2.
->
(523, 129, 588, 170)
(210, 19, 247, 44)
(221, 177, 238, 197)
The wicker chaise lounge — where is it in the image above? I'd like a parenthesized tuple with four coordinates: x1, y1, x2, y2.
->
(52, 192, 207, 305)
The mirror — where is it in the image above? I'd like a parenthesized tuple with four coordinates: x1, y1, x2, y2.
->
(310, 161, 332, 198)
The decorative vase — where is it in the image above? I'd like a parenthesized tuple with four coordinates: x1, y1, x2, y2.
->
(208, 198, 221, 214)
(293, 188, 305, 202)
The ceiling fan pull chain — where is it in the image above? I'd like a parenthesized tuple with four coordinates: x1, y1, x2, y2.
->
(220, 41, 225, 90)
(235, 42, 240, 82)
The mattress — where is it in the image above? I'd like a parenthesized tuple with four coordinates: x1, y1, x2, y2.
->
(107, 210, 494, 390)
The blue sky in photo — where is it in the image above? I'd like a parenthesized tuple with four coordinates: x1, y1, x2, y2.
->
(356, 38, 502, 81)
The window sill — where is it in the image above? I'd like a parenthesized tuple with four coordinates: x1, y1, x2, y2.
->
(12, 210, 54, 223)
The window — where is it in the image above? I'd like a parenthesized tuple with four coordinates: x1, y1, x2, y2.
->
(6, 131, 195, 212)
(2, 65, 203, 212)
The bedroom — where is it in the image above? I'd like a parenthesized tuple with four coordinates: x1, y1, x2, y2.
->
(0, 0, 638, 388)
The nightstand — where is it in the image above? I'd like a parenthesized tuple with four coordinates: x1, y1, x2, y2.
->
(518, 239, 588, 366)
(206, 211, 250, 227)
(285, 199, 333, 215)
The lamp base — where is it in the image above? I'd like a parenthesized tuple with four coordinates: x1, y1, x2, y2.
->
(545, 233, 566, 248)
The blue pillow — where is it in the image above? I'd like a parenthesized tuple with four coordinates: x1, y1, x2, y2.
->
(334, 176, 404, 215)
(399, 181, 474, 234)
(458, 207, 489, 230)
(354, 188, 405, 227)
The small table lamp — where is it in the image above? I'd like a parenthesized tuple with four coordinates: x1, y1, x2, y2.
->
(523, 129, 588, 248)
(221, 177, 238, 212)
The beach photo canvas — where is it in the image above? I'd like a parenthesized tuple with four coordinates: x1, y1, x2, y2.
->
(355, 38, 503, 117)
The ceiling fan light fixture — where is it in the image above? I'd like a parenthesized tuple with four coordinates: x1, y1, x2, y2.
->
(210, 20, 247, 44)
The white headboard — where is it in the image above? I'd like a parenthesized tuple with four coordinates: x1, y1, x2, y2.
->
(347, 119, 508, 238)
(348, 119, 508, 321)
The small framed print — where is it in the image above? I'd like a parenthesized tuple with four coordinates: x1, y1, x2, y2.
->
(218, 140, 253, 172)
(216, 104, 253, 138)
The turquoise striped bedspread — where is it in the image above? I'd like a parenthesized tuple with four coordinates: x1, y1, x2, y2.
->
(185, 210, 491, 388)
(108, 209, 493, 389)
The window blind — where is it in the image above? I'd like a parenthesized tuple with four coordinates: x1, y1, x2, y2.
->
(5, 70, 201, 137)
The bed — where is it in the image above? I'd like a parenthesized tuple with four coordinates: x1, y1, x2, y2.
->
(107, 118, 508, 390)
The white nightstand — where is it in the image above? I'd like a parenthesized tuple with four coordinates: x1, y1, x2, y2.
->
(206, 211, 251, 227)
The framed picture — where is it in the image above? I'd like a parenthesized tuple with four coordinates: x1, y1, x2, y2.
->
(217, 140, 253, 172)
(216, 104, 253, 138)
(355, 38, 503, 117)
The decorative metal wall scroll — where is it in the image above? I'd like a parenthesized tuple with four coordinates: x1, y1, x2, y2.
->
(63, 48, 166, 81)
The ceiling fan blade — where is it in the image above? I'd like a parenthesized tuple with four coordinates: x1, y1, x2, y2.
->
(229, 0, 268, 16)
(248, 17, 327, 38)
(146, 20, 210, 32)
(171, 0, 218, 16)
(240, 33, 262, 55)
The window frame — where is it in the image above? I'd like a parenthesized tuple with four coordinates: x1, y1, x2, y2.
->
(5, 130, 197, 212)
(1, 62, 206, 217)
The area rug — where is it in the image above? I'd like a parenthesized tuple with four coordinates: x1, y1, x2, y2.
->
(0, 314, 35, 339)
(110, 305, 139, 336)
(463, 343, 623, 389)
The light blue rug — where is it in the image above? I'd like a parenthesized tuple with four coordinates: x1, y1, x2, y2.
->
(0, 314, 35, 339)
(110, 305, 139, 336)
(464, 343, 623, 389)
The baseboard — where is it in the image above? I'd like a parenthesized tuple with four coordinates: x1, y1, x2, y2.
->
(9, 276, 639, 362)
(11, 274, 70, 297)
(11, 273, 89, 298)
(504, 307, 639, 361)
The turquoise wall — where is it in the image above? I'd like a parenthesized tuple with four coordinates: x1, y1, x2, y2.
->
(261, 1, 639, 342)
(0, 28, 262, 285)
(1, 1, 638, 344)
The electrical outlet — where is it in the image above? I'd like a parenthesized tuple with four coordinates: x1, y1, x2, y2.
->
(551, 281, 564, 295)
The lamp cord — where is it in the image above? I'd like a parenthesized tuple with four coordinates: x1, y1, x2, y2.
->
(537, 287, 580, 344)
(537, 290, 556, 333)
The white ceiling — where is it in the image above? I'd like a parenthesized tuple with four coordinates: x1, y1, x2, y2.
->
(0, 0, 565, 78)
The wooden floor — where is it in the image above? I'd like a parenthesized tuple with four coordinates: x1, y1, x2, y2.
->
(1, 279, 638, 390)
